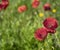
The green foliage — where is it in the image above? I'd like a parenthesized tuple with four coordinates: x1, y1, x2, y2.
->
(0, 0, 60, 50)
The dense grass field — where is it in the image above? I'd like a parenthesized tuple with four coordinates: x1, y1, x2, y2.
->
(0, 0, 60, 50)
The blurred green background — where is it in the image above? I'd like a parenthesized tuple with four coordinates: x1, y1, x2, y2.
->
(0, 0, 60, 50)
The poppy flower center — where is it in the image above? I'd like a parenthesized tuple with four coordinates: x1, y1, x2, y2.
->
(47, 23, 53, 28)
(37, 33, 42, 38)
(45, 7, 51, 10)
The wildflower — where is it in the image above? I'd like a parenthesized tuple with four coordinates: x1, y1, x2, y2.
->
(43, 17, 58, 30)
(43, 3, 51, 11)
(18, 5, 27, 13)
(34, 28, 48, 41)
(1, 1, 9, 9)
(52, 9, 56, 13)
(39, 13, 44, 17)
(32, 0, 40, 8)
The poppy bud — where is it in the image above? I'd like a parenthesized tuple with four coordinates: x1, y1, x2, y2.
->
(34, 28, 48, 41)
(18, 5, 27, 13)
(43, 17, 58, 30)
(43, 3, 51, 11)
(32, 0, 40, 8)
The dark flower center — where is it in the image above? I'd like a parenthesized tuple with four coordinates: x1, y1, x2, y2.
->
(37, 33, 42, 38)
(45, 7, 51, 10)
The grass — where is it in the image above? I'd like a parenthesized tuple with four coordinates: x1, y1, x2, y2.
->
(0, 0, 60, 50)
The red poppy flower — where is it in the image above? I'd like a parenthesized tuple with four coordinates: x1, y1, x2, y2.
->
(2, 0, 8, 2)
(43, 3, 51, 11)
(18, 5, 27, 13)
(43, 17, 58, 30)
(0, 4, 3, 11)
(34, 28, 48, 41)
(1, 1, 9, 9)
(32, 0, 40, 8)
